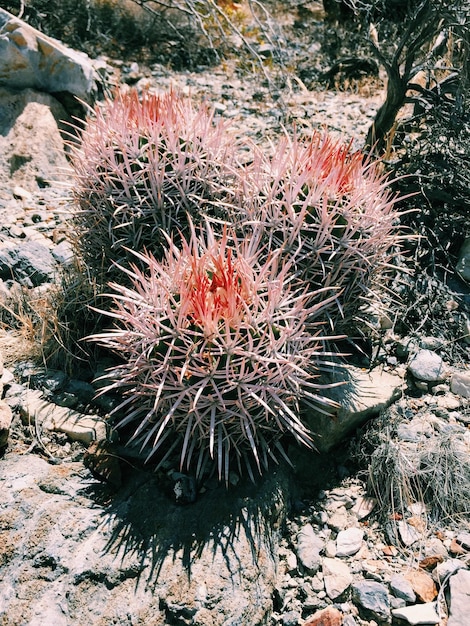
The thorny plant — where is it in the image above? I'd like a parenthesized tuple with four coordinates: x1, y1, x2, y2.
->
(232, 131, 405, 338)
(90, 220, 341, 483)
(69, 89, 239, 286)
(67, 91, 407, 482)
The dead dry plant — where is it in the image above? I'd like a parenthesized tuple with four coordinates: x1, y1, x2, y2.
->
(0, 285, 51, 367)
(365, 423, 470, 531)
(0, 263, 104, 375)
(38, 266, 105, 375)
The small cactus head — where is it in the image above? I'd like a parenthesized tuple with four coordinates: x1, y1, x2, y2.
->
(69, 89, 238, 286)
(233, 131, 402, 335)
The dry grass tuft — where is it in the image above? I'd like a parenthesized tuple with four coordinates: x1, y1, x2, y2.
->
(355, 410, 470, 532)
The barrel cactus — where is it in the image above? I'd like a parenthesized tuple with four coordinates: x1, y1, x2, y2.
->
(67, 89, 404, 481)
(234, 132, 403, 335)
(90, 220, 339, 482)
(69, 89, 238, 285)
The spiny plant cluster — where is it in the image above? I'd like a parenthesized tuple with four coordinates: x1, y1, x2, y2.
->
(91, 223, 338, 482)
(69, 89, 403, 482)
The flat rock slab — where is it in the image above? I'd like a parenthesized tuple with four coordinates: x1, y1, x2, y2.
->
(304, 365, 403, 452)
(18, 388, 108, 444)
(0, 451, 289, 625)
(392, 602, 440, 625)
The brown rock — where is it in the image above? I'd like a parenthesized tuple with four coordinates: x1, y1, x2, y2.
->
(83, 440, 122, 489)
(404, 569, 438, 603)
(303, 605, 343, 626)
(419, 555, 444, 570)
(407, 515, 427, 532)
(449, 538, 467, 555)
(382, 545, 399, 557)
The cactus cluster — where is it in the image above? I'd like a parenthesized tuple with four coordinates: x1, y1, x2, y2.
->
(70, 89, 403, 481)
(232, 132, 401, 333)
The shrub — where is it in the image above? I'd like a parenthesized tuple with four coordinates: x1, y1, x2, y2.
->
(355, 407, 470, 527)
(90, 220, 339, 482)
(69, 89, 239, 286)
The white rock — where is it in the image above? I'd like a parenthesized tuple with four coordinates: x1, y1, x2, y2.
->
(324, 540, 337, 558)
(433, 559, 464, 585)
(408, 350, 447, 383)
(352, 495, 376, 520)
(392, 602, 440, 625)
(450, 372, 470, 399)
(0, 8, 96, 101)
(296, 524, 324, 573)
(455, 532, 470, 550)
(286, 551, 298, 573)
(322, 557, 352, 600)
(397, 521, 421, 547)
(0, 367, 14, 387)
(304, 365, 403, 452)
(448, 569, 470, 626)
(12, 185, 32, 200)
(336, 527, 364, 557)
(436, 394, 463, 410)
(407, 502, 427, 516)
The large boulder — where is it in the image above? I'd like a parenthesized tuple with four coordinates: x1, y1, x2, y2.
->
(0, 451, 289, 626)
(0, 87, 71, 190)
(0, 8, 97, 103)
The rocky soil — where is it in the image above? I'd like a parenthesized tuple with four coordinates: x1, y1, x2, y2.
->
(1, 8, 470, 626)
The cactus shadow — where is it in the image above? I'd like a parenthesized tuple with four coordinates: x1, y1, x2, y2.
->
(83, 460, 291, 590)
